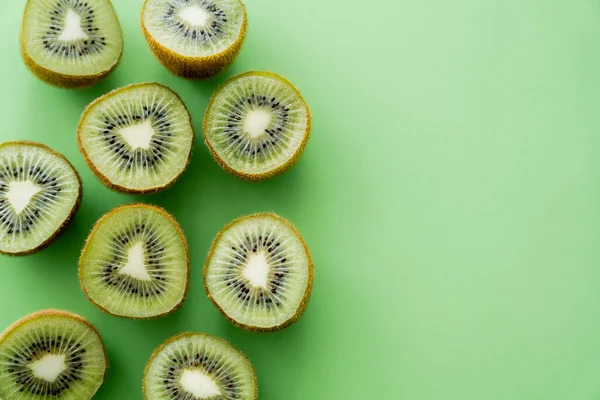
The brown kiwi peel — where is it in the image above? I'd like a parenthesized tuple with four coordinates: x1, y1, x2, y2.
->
(0, 141, 82, 257)
(204, 213, 315, 332)
(203, 71, 312, 181)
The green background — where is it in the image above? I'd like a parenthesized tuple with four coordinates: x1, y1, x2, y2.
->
(1, 0, 600, 398)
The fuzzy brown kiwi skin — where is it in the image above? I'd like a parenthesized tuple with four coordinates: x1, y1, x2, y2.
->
(0, 141, 82, 257)
(77, 83, 194, 194)
(141, 0, 247, 79)
(143, 332, 258, 400)
(203, 71, 312, 181)
(79, 203, 190, 320)
(204, 213, 315, 332)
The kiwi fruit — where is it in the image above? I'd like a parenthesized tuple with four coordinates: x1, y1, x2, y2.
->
(21, 0, 123, 88)
(204, 213, 314, 332)
(0, 309, 107, 399)
(79, 203, 189, 319)
(77, 83, 194, 194)
(203, 71, 311, 180)
(141, 0, 247, 79)
(143, 332, 257, 400)
(0, 141, 81, 256)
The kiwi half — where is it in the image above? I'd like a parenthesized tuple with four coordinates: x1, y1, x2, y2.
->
(79, 203, 189, 319)
(21, 0, 123, 88)
(77, 83, 194, 194)
(204, 71, 311, 180)
(0, 309, 107, 399)
(141, 0, 247, 79)
(143, 332, 257, 400)
(0, 141, 81, 256)
(204, 213, 314, 332)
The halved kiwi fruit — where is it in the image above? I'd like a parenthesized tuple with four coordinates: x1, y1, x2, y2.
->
(143, 332, 257, 400)
(204, 213, 314, 332)
(77, 83, 194, 194)
(79, 203, 189, 319)
(0, 141, 81, 256)
(204, 71, 311, 180)
(141, 0, 247, 79)
(0, 309, 107, 399)
(21, 0, 123, 88)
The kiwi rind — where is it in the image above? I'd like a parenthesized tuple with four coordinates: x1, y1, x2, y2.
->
(142, 332, 258, 400)
(79, 203, 190, 320)
(141, 0, 247, 79)
(20, 0, 124, 89)
(204, 212, 315, 332)
(203, 71, 312, 180)
(0, 141, 82, 257)
(76, 83, 194, 194)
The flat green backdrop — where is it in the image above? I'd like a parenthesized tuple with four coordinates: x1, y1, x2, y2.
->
(2, 0, 600, 399)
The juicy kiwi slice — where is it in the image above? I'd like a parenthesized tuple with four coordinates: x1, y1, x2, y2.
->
(204, 71, 311, 180)
(77, 83, 194, 194)
(79, 203, 189, 319)
(0, 309, 107, 399)
(21, 0, 123, 88)
(204, 213, 314, 331)
(143, 332, 257, 400)
(142, 0, 247, 78)
(0, 141, 81, 256)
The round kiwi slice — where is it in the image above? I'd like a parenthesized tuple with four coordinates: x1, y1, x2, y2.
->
(143, 332, 257, 400)
(0, 141, 82, 256)
(203, 71, 311, 180)
(79, 203, 189, 319)
(21, 0, 124, 88)
(77, 83, 194, 194)
(204, 213, 314, 332)
(141, 0, 247, 79)
(0, 309, 107, 399)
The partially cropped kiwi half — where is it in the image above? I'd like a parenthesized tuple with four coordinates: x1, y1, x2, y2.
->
(21, 0, 124, 88)
(77, 83, 194, 194)
(0, 141, 82, 256)
(143, 332, 257, 400)
(0, 309, 107, 399)
(141, 0, 247, 79)
(79, 203, 189, 319)
(204, 213, 314, 332)
(204, 71, 311, 180)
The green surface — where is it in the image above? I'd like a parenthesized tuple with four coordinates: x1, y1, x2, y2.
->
(1, 0, 600, 399)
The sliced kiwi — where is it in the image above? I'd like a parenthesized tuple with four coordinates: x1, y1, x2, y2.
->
(142, 0, 247, 79)
(21, 0, 123, 88)
(0, 141, 81, 256)
(79, 203, 189, 319)
(204, 71, 311, 180)
(77, 83, 194, 194)
(204, 213, 314, 331)
(0, 309, 107, 399)
(144, 332, 257, 400)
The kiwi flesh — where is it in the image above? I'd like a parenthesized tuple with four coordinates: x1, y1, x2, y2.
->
(144, 332, 257, 400)
(141, 0, 247, 79)
(0, 309, 107, 399)
(77, 83, 194, 194)
(204, 71, 311, 180)
(204, 213, 314, 332)
(79, 203, 189, 319)
(21, 0, 123, 88)
(0, 141, 81, 256)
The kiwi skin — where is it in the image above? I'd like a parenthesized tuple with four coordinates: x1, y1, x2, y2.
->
(79, 203, 190, 320)
(204, 213, 315, 332)
(0, 141, 82, 257)
(203, 71, 312, 181)
(77, 83, 194, 194)
(141, 0, 247, 79)
(143, 332, 258, 400)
